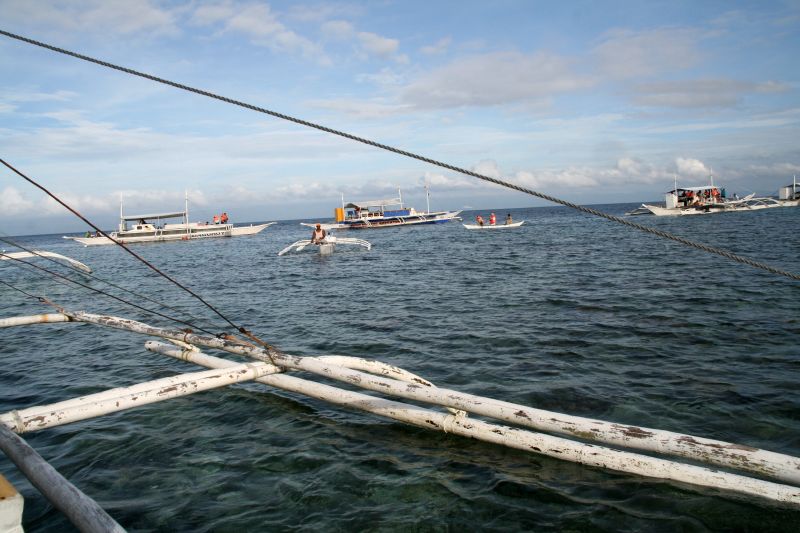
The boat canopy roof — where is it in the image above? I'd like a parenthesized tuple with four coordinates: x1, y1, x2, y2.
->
(668, 186, 721, 193)
(344, 198, 402, 209)
(122, 211, 186, 221)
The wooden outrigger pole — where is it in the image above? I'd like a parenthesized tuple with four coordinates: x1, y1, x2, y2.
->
(2, 309, 800, 532)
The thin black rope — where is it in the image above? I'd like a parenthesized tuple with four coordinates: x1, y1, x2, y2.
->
(1, 252, 218, 335)
(0, 157, 264, 333)
(0, 235, 224, 332)
(0, 278, 44, 302)
(1, 29, 798, 282)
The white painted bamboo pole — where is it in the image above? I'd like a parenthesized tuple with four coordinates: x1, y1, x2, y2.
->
(0, 424, 125, 533)
(0, 361, 279, 433)
(0, 314, 71, 328)
(6, 311, 800, 487)
(59, 311, 800, 486)
(144, 341, 800, 506)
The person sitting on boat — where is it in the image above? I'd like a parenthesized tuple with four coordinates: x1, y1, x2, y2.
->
(220, 212, 229, 224)
(311, 223, 327, 244)
(505, 213, 512, 225)
(489, 212, 496, 225)
(476, 215, 485, 226)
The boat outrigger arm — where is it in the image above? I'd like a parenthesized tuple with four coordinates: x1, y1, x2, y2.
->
(0, 251, 92, 273)
(277, 236, 371, 256)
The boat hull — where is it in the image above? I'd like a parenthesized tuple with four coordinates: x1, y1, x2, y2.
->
(65, 222, 275, 246)
(302, 211, 461, 230)
(463, 221, 525, 229)
(643, 200, 789, 216)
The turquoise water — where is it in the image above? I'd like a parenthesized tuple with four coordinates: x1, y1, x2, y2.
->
(1, 203, 799, 532)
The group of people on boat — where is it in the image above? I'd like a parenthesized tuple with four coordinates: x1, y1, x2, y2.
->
(679, 188, 725, 207)
(475, 213, 513, 226)
(212, 212, 229, 225)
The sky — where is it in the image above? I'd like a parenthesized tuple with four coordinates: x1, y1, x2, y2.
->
(1, 0, 799, 235)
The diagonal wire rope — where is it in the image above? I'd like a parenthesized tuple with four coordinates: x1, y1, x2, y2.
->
(0, 251, 224, 335)
(0, 158, 278, 342)
(0, 234, 226, 333)
(1, 29, 798, 281)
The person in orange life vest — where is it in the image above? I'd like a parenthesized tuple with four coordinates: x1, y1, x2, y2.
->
(213, 214, 220, 224)
(311, 223, 327, 244)
(220, 212, 229, 224)
(476, 215, 484, 226)
(489, 212, 496, 225)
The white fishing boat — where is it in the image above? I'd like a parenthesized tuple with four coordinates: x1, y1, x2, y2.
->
(635, 175, 793, 216)
(277, 235, 371, 256)
(301, 188, 461, 230)
(63, 196, 275, 246)
(463, 221, 525, 230)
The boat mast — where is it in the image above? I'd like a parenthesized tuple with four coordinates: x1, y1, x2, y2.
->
(398, 187, 403, 209)
(184, 190, 189, 226)
(426, 180, 431, 214)
(118, 195, 125, 232)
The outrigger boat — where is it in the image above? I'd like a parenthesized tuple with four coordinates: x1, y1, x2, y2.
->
(63, 195, 275, 246)
(630, 175, 795, 216)
(301, 188, 461, 230)
(463, 221, 525, 230)
(277, 235, 371, 256)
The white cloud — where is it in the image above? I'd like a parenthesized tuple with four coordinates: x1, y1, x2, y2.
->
(0, 89, 77, 104)
(0, 187, 35, 216)
(675, 158, 710, 179)
(419, 171, 490, 191)
(0, 0, 179, 36)
(632, 79, 790, 108)
(420, 37, 451, 55)
(189, 1, 329, 65)
(321, 20, 355, 41)
(308, 98, 413, 119)
(592, 28, 702, 79)
(400, 51, 592, 109)
(356, 31, 408, 63)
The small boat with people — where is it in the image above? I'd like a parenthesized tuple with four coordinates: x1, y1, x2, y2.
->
(464, 212, 524, 229)
(301, 188, 461, 230)
(463, 221, 525, 230)
(277, 235, 371, 256)
(63, 196, 275, 246)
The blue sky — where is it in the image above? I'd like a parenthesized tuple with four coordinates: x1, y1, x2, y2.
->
(1, 0, 799, 235)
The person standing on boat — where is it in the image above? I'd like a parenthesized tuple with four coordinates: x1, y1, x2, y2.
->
(489, 212, 496, 225)
(213, 214, 220, 224)
(505, 213, 512, 225)
(311, 223, 327, 244)
(220, 212, 229, 224)
(476, 215, 485, 226)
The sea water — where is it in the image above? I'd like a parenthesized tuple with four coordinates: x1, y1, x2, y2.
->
(1, 203, 799, 532)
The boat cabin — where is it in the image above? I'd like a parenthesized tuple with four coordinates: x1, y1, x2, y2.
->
(336, 198, 412, 222)
(665, 186, 726, 209)
(119, 211, 187, 233)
